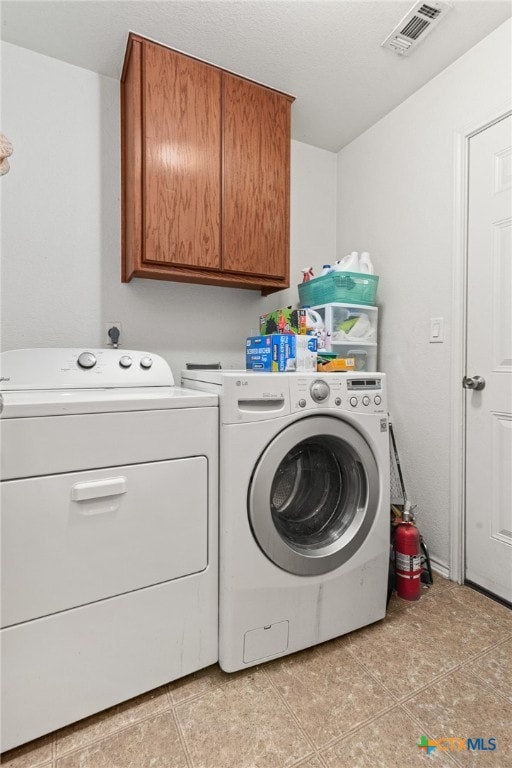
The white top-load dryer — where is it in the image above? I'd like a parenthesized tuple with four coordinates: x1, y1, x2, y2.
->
(182, 369, 390, 673)
(0, 348, 218, 752)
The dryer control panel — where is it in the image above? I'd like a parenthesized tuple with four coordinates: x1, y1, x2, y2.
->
(0, 348, 174, 390)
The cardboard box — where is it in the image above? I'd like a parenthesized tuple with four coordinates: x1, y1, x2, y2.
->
(317, 358, 356, 372)
(246, 335, 317, 372)
(259, 307, 307, 335)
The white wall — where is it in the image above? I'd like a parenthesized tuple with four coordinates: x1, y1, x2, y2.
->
(336, 19, 512, 571)
(0, 41, 337, 375)
(1, 42, 106, 348)
(4, 20, 509, 574)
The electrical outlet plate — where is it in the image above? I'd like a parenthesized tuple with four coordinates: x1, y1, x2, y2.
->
(105, 322, 122, 345)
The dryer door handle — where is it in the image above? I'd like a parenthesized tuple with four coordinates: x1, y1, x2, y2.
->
(71, 477, 127, 502)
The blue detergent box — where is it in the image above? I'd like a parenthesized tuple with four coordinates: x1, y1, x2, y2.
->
(246, 334, 317, 372)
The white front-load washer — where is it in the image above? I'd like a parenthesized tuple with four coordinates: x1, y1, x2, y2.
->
(0, 348, 218, 751)
(181, 369, 390, 672)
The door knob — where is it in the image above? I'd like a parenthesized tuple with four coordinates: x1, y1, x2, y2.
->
(463, 375, 486, 391)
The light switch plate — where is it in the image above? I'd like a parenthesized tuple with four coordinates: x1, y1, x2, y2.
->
(429, 317, 444, 343)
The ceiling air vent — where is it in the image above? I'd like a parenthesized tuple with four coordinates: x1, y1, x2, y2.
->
(382, 1, 452, 57)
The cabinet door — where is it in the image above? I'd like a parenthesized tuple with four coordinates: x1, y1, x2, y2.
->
(223, 73, 292, 280)
(143, 42, 222, 269)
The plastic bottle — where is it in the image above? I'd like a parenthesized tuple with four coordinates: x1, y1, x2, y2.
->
(333, 252, 359, 272)
(303, 308, 327, 350)
(320, 264, 332, 276)
(301, 267, 314, 282)
(304, 308, 324, 332)
(358, 252, 374, 275)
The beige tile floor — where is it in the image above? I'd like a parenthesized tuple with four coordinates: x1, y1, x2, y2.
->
(2, 576, 511, 768)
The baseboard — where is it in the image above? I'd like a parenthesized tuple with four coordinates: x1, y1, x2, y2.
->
(429, 557, 451, 581)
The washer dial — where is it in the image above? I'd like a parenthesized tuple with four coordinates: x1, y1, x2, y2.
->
(310, 379, 330, 403)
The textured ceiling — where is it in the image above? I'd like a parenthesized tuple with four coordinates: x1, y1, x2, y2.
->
(2, 0, 511, 151)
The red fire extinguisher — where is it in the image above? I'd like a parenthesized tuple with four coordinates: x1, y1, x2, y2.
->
(394, 503, 423, 601)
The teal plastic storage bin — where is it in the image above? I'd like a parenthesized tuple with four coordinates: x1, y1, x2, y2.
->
(299, 271, 379, 307)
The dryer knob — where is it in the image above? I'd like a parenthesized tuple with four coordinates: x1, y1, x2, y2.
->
(362, 396, 370, 406)
(77, 351, 97, 369)
(119, 355, 132, 368)
(140, 356, 153, 370)
(350, 396, 358, 407)
(310, 379, 330, 402)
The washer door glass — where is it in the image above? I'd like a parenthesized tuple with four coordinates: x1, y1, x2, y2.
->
(249, 416, 380, 575)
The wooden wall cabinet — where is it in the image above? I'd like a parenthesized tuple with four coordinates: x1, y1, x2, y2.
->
(121, 34, 294, 293)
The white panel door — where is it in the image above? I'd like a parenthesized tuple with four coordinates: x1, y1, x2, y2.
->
(465, 114, 512, 603)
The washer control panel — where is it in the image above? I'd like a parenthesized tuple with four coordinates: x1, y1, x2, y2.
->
(289, 374, 386, 414)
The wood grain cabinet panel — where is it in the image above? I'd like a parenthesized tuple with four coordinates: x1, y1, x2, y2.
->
(223, 74, 291, 280)
(143, 44, 221, 270)
(121, 34, 294, 293)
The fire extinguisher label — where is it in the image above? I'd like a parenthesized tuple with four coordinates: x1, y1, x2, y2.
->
(396, 552, 422, 572)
